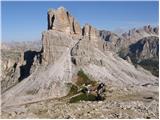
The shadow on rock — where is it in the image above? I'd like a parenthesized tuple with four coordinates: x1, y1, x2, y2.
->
(19, 50, 42, 82)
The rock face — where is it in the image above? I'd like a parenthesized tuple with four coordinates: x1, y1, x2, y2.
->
(71, 39, 101, 66)
(1, 58, 20, 93)
(99, 30, 123, 52)
(100, 26, 159, 53)
(44, 6, 83, 64)
(1, 42, 42, 93)
(41, 30, 78, 64)
(114, 27, 159, 77)
(48, 7, 81, 35)
(128, 36, 159, 60)
(1, 46, 22, 93)
(99, 26, 159, 77)
(126, 56, 132, 64)
(121, 25, 159, 46)
(82, 24, 99, 40)
(43, 9, 100, 65)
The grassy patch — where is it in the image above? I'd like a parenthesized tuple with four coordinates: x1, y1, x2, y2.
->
(69, 93, 97, 103)
(65, 69, 105, 103)
(67, 83, 78, 96)
(76, 69, 97, 86)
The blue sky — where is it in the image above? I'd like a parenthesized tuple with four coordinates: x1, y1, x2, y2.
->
(1, 1, 159, 42)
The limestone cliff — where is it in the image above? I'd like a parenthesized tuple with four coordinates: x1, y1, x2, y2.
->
(47, 7, 81, 35)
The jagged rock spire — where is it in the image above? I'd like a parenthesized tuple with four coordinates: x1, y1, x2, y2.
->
(82, 24, 99, 40)
(47, 7, 81, 35)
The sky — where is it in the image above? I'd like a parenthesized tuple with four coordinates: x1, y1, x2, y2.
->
(1, 1, 159, 42)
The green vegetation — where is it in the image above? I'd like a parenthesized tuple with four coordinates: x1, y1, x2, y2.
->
(66, 69, 105, 103)
(69, 93, 97, 103)
(66, 83, 78, 96)
(138, 59, 159, 77)
(76, 69, 97, 86)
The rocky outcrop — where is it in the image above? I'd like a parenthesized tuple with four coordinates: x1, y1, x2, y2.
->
(128, 36, 159, 60)
(143, 25, 159, 34)
(82, 24, 99, 40)
(1, 50, 21, 93)
(1, 40, 43, 93)
(71, 39, 103, 66)
(115, 28, 159, 77)
(121, 25, 159, 46)
(41, 30, 77, 64)
(48, 7, 81, 35)
(43, 7, 86, 64)
(43, 8, 101, 65)
(153, 27, 159, 34)
(126, 56, 132, 64)
(100, 25, 159, 53)
(99, 26, 159, 64)
(99, 30, 123, 52)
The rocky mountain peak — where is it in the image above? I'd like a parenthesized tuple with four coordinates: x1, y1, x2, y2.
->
(47, 7, 81, 35)
(143, 25, 159, 34)
(43, 7, 102, 64)
(82, 24, 99, 40)
(122, 25, 159, 39)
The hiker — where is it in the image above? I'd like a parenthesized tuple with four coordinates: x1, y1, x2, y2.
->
(79, 82, 106, 100)
(96, 83, 106, 100)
